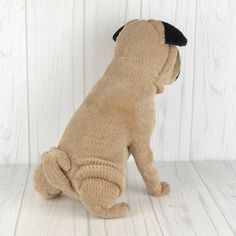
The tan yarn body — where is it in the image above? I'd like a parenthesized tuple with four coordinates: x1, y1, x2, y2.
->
(34, 20, 182, 218)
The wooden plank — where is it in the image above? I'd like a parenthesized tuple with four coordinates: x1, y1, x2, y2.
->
(194, 161, 236, 234)
(15, 165, 89, 236)
(150, 162, 234, 236)
(191, 0, 236, 160)
(128, 164, 163, 236)
(0, 165, 29, 236)
(88, 213, 106, 236)
(0, 0, 29, 164)
(84, 0, 141, 94)
(228, 161, 236, 173)
(142, 0, 196, 161)
(27, 0, 85, 163)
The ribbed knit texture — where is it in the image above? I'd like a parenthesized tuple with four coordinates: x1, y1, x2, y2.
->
(33, 19, 182, 218)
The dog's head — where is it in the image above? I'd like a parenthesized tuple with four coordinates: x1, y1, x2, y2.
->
(113, 20, 187, 93)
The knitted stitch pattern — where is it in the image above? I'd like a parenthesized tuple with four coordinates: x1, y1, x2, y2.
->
(33, 19, 185, 218)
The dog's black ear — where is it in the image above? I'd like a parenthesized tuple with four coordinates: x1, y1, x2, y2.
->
(162, 21, 187, 46)
(113, 25, 125, 41)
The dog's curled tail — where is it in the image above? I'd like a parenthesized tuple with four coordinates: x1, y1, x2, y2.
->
(41, 147, 78, 199)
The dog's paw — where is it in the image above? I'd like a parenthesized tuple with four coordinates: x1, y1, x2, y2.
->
(149, 181, 170, 197)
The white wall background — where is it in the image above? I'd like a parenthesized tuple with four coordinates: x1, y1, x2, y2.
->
(1, 0, 236, 164)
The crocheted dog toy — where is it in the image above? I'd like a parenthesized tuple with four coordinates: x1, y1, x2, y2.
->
(34, 19, 187, 219)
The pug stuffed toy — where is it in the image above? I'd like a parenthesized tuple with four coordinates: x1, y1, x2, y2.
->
(34, 19, 187, 219)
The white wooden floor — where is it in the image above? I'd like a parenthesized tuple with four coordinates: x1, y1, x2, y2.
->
(0, 162, 236, 236)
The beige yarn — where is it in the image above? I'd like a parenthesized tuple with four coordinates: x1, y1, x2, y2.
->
(33, 19, 184, 218)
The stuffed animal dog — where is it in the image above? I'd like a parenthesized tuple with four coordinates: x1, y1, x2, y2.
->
(34, 19, 187, 219)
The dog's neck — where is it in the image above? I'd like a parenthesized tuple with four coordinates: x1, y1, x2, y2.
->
(102, 56, 164, 97)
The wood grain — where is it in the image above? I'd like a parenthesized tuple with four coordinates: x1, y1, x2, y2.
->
(26, 0, 85, 163)
(191, 0, 236, 160)
(0, 0, 29, 164)
(130, 164, 164, 235)
(0, 165, 29, 236)
(194, 161, 236, 234)
(154, 162, 234, 236)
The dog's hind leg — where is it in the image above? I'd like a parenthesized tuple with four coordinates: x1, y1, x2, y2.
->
(78, 178, 129, 219)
